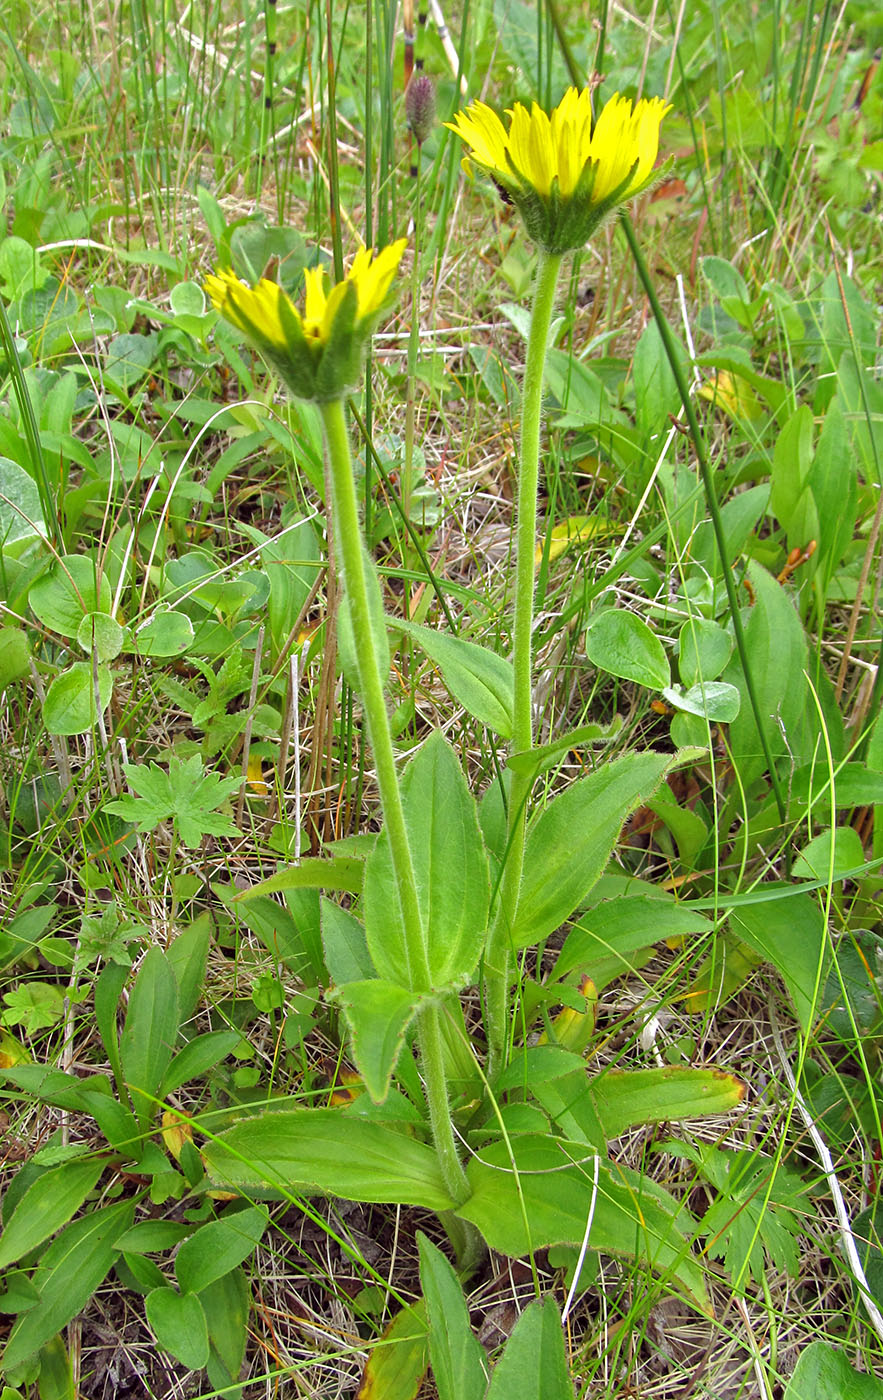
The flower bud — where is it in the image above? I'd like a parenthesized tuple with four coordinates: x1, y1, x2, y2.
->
(406, 74, 437, 146)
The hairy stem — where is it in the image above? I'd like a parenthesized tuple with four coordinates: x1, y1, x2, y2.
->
(320, 397, 470, 1207)
(484, 246, 563, 1076)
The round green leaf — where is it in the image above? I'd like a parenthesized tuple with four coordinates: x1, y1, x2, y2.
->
(585, 610, 670, 690)
(662, 681, 741, 722)
(678, 618, 733, 686)
(43, 661, 113, 735)
(29, 555, 112, 639)
(0, 626, 30, 686)
(132, 610, 194, 657)
(76, 611, 125, 661)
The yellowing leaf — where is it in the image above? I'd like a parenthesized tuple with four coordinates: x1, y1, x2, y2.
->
(536, 515, 617, 566)
(246, 755, 269, 795)
(698, 370, 764, 423)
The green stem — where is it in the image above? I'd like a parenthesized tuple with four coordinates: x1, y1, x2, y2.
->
(484, 246, 563, 1076)
(319, 397, 470, 1207)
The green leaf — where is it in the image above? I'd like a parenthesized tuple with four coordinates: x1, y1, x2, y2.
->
(202, 1109, 454, 1212)
(2, 1199, 134, 1372)
(584, 610, 670, 690)
(132, 610, 195, 658)
(393, 619, 515, 737)
(364, 733, 490, 991)
(145, 1288, 209, 1370)
(29, 555, 112, 639)
(199, 1267, 250, 1386)
(0, 626, 31, 688)
(332, 979, 420, 1103)
(321, 899, 373, 984)
(119, 947, 179, 1123)
(515, 752, 670, 948)
(662, 681, 740, 722)
(174, 1205, 268, 1295)
(255, 517, 322, 658)
(104, 332, 159, 390)
(722, 562, 807, 789)
(0, 1158, 106, 1270)
(678, 618, 733, 687)
(633, 319, 684, 442)
(35, 1334, 74, 1400)
(485, 1298, 572, 1400)
(235, 856, 364, 899)
(166, 915, 212, 1023)
(783, 1343, 883, 1400)
(589, 1067, 744, 1139)
(417, 1234, 487, 1400)
(43, 662, 113, 736)
(729, 893, 828, 1033)
(793, 827, 866, 882)
(0, 456, 46, 549)
(456, 1136, 707, 1310)
(75, 611, 124, 662)
(160, 1031, 242, 1098)
(105, 754, 240, 847)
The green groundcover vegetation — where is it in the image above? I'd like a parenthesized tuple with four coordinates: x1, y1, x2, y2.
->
(0, 0, 882, 1396)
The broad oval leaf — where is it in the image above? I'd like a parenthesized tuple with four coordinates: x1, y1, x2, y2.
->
(364, 733, 490, 991)
(43, 661, 113, 736)
(456, 1136, 708, 1311)
(202, 1109, 454, 1212)
(393, 619, 515, 738)
(662, 681, 741, 721)
(585, 610, 670, 690)
(76, 610, 124, 661)
(515, 752, 670, 948)
(133, 610, 195, 658)
(29, 554, 112, 639)
(146, 1287, 210, 1370)
(174, 1204, 268, 1295)
(0, 455, 46, 549)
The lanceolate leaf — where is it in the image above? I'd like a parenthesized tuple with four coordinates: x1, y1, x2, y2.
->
(417, 1234, 487, 1400)
(356, 1299, 429, 1400)
(722, 561, 807, 790)
(2, 1198, 135, 1371)
(332, 979, 420, 1103)
(393, 618, 515, 737)
(515, 752, 670, 948)
(202, 1109, 454, 1212)
(485, 1297, 572, 1400)
(455, 1136, 708, 1311)
(589, 1067, 745, 1139)
(363, 733, 490, 992)
(729, 892, 828, 1033)
(0, 1157, 106, 1270)
(119, 947, 179, 1124)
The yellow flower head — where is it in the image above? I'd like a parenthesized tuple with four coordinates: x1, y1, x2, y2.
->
(446, 88, 671, 253)
(205, 239, 407, 402)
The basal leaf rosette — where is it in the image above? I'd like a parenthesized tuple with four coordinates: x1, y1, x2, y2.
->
(446, 87, 671, 253)
(205, 238, 407, 402)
